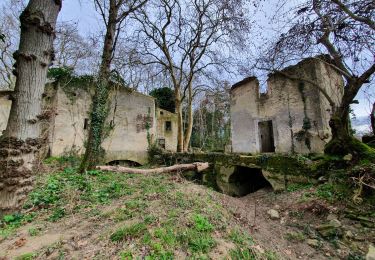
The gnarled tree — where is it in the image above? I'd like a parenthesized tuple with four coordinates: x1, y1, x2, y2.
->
(0, 0, 61, 214)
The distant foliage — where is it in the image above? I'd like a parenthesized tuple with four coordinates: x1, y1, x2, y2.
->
(149, 87, 175, 113)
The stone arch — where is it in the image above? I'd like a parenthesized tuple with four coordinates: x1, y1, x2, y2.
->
(106, 160, 142, 167)
(216, 165, 273, 197)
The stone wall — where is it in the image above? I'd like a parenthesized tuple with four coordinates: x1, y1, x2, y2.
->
(230, 57, 344, 154)
(103, 88, 157, 165)
(0, 84, 178, 165)
(50, 86, 92, 156)
(0, 93, 11, 134)
(156, 108, 178, 151)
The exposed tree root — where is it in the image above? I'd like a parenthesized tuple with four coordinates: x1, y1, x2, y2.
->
(96, 162, 210, 174)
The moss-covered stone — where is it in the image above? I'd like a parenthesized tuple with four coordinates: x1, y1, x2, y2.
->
(151, 151, 316, 194)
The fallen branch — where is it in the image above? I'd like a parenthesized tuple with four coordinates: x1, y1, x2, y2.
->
(96, 162, 210, 174)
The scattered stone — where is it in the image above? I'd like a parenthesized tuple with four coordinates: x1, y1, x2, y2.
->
(307, 239, 319, 248)
(326, 214, 338, 221)
(367, 244, 375, 260)
(343, 153, 352, 161)
(344, 230, 354, 239)
(329, 219, 342, 228)
(267, 209, 280, 220)
(316, 221, 343, 238)
(318, 176, 328, 183)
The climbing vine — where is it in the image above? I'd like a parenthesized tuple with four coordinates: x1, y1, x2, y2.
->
(47, 67, 95, 102)
(295, 82, 312, 151)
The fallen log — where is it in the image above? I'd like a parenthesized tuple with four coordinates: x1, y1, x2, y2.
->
(96, 162, 210, 174)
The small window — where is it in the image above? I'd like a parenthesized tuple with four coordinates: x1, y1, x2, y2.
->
(165, 121, 172, 131)
(158, 138, 166, 149)
(160, 111, 164, 115)
(84, 118, 89, 130)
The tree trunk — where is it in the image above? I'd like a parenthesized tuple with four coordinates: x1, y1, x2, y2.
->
(325, 104, 358, 155)
(183, 83, 193, 152)
(80, 0, 118, 171)
(0, 0, 61, 214)
(96, 162, 209, 174)
(175, 90, 184, 152)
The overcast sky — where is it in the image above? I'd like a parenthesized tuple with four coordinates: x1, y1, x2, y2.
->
(57, 0, 373, 118)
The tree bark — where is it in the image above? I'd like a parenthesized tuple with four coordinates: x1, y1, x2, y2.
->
(325, 83, 360, 155)
(175, 89, 184, 152)
(80, 0, 118, 171)
(96, 162, 209, 174)
(183, 82, 193, 152)
(0, 0, 61, 214)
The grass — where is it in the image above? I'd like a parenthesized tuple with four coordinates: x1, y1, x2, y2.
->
(110, 222, 148, 242)
(0, 156, 277, 259)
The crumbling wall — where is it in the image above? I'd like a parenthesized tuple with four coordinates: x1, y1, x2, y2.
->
(50, 86, 92, 156)
(0, 94, 12, 134)
(230, 77, 259, 153)
(156, 108, 178, 151)
(0, 83, 178, 164)
(231, 57, 344, 154)
(103, 89, 157, 165)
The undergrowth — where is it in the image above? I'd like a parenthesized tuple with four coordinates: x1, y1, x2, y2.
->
(0, 156, 276, 259)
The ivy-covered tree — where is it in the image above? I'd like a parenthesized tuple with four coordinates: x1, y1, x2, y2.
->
(80, 0, 149, 172)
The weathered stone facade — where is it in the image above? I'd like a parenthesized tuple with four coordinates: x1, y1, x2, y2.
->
(231, 57, 344, 154)
(0, 92, 12, 133)
(0, 84, 177, 165)
(156, 108, 178, 151)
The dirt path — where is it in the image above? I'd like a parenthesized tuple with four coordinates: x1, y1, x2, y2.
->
(218, 188, 326, 259)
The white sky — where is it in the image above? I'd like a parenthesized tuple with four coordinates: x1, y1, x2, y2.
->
(58, 0, 373, 118)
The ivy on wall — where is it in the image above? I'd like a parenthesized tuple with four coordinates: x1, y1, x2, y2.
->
(47, 67, 95, 102)
(295, 82, 312, 151)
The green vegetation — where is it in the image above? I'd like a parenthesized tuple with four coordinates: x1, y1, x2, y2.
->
(47, 67, 95, 101)
(149, 87, 175, 112)
(110, 222, 148, 242)
(284, 231, 306, 242)
(0, 156, 275, 259)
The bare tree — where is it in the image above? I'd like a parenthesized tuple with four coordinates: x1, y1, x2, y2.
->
(256, 0, 375, 156)
(54, 22, 98, 73)
(0, 0, 61, 213)
(0, 0, 26, 89)
(131, 0, 249, 151)
(80, 0, 148, 171)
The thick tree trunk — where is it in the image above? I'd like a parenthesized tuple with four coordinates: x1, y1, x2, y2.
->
(183, 83, 193, 152)
(96, 162, 209, 174)
(80, 1, 118, 171)
(175, 91, 184, 152)
(0, 0, 61, 214)
(325, 102, 359, 155)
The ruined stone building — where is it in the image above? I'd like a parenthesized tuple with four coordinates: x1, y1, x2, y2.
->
(230, 57, 344, 154)
(0, 83, 178, 165)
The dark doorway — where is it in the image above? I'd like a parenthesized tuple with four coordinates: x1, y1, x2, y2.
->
(107, 160, 142, 167)
(258, 120, 275, 152)
(228, 166, 272, 197)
